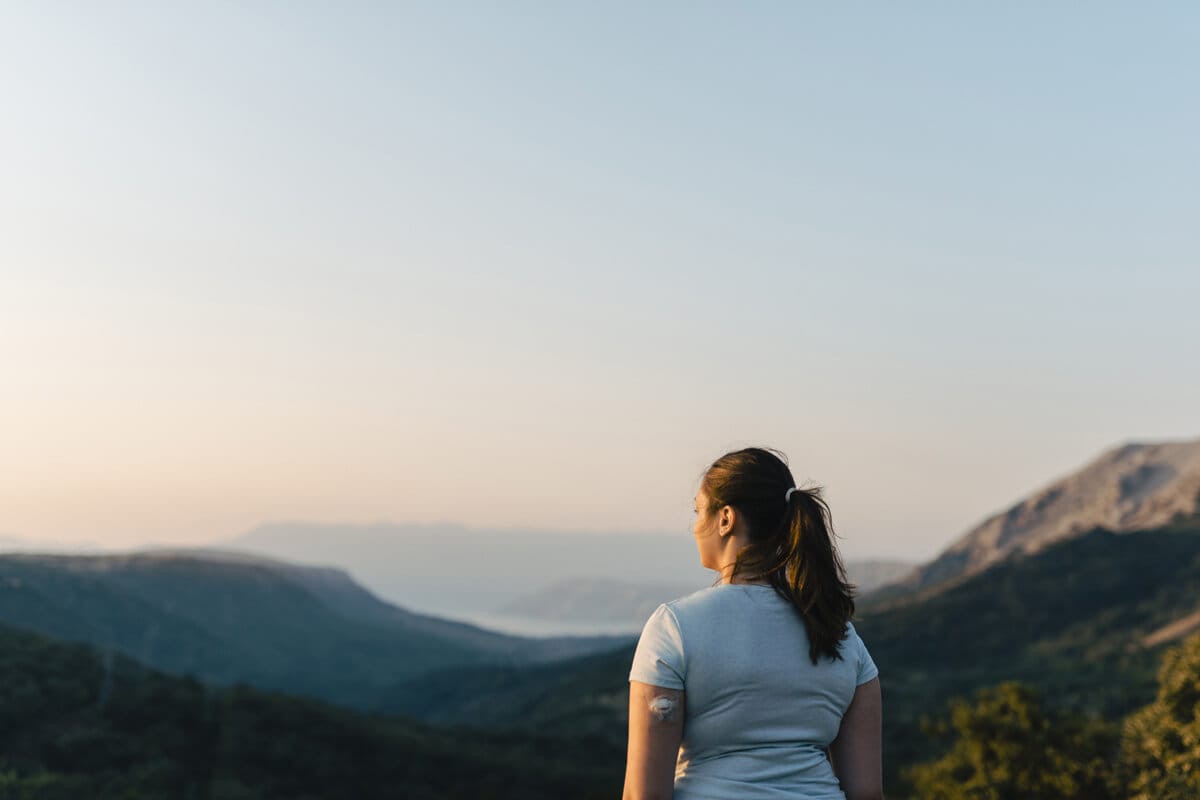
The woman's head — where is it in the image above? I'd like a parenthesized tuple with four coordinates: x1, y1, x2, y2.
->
(696, 446, 858, 665)
(692, 447, 790, 572)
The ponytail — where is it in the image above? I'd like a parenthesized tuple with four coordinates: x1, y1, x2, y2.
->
(770, 487, 856, 665)
(701, 448, 857, 665)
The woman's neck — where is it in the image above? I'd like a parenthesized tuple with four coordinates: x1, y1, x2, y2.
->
(722, 573, 771, 586)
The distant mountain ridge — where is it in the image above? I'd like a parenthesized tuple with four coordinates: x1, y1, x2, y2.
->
(223, 522, 910, 629)
(0, 533, 108, 553)
(884, 438, 1200, 596)
(223, 523, 715, 619)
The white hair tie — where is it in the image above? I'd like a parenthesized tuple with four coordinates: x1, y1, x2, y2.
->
(785, 487, 800, 502)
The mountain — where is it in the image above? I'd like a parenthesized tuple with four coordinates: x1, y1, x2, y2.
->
(498, 560, 915, 629)
(0, 621, 621, 799)
(844, 558, 917, 593)
(0, 549, 629, 713)
(878, 438, 1200, 597)
(393, 518, 1200, 796)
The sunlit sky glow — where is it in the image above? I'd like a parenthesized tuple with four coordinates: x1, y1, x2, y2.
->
(2, 3, 1198, 560)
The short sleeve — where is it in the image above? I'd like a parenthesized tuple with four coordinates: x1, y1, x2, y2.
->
(628, 603, 686, 689)
(854, 628, 879, 686)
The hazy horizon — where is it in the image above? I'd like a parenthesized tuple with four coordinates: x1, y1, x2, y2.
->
(4, 5, 1198, 563)
(0, 516, 928, 561)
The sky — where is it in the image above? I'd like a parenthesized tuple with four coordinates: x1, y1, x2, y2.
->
(1, 3, 1198, 561)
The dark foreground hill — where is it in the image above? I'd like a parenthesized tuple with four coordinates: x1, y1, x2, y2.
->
(0, 550, 628, 713)
(0, 622, 620, 800)
(394, 520, 1200, 795)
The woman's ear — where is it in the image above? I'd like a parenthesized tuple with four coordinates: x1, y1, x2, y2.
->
(718, 505, 735, 538)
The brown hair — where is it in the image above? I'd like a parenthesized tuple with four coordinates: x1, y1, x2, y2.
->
(700, 446, 857, 665)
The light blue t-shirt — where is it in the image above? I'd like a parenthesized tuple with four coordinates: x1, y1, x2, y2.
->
(628, 583, 879, 800)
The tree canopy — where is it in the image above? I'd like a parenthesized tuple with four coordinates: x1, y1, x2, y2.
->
(1121, 631, 1200, 800)
(902, 682, 1120, 799)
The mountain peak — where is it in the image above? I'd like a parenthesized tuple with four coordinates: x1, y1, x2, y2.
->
(900, 437, 1200, 593)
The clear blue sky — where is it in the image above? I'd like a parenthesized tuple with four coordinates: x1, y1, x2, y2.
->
(2, 3, 1197, 560)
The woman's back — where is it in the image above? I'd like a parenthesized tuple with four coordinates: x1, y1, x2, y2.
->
(622, 447, 882, 800)
(629, 583, 878, 799)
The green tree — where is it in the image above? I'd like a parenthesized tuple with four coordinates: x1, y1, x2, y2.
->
(1121, 631, 1200, 800)
(903, 682, 1120, 800)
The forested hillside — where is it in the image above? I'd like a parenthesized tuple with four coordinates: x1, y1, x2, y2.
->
(0, 624, 620, 799)
(857, 519, 1200, 785)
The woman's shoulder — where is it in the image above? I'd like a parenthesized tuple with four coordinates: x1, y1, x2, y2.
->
(842, 619, 879, 683)
(840, 619, 867, 646)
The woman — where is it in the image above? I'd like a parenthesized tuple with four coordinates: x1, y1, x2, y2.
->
(623, 447, 883, 800)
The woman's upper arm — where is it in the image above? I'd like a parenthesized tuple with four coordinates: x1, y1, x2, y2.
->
(623, 681, 685, 800)
(829, 676, 883, 800)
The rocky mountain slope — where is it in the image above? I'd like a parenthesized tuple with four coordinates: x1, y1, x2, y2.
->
(884, 438, 1200, 595)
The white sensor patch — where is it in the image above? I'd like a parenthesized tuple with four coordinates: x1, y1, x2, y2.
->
(648, 695, 678, 722)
